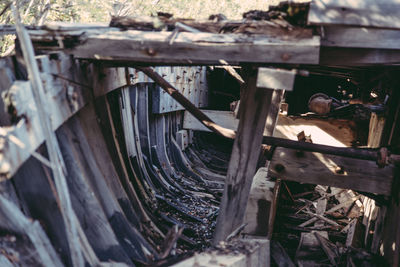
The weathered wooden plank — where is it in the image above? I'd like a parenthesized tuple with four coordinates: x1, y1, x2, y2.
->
(173, 239, 270, 267)
(183, 110, 239, 132)
(93, 94, 152, 225)
(67, 112, 157, 262)
(0, 58, 15, 126)
(184, 111, 356, 147)
(270, 147, 394, 196)
(0, 54, 204, 181)
(320, 47, 400, 66)
(243, 168, 275, 236)
(368, 112, 386, 148)
(57, 124, 133, 264)
(213, 67, 275, 243)
(243, 89, 283, 236)
(30, 28, 320, 65)
(78, 102, 142, 227)
(308, 0, 400, 29)
(256, 68, 295, 91)
(0, 194, 64, 267)
(12, 8, 84, 266)
(322, 26, 400, 49)
(0, 54, 91, 180)
(13, 155, 74, 265)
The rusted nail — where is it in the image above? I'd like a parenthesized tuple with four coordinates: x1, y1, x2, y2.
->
(281, 53, 291, 61)
(335, 166, 344, 174)
(146, 47, 156, 56)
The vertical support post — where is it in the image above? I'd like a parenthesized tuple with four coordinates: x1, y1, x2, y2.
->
(213, 66, 276, 243)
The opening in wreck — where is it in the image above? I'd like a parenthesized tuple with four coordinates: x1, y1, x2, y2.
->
(1, 1, 400, 267)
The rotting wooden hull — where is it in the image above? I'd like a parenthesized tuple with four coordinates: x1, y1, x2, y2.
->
(0, 53, 231, 266)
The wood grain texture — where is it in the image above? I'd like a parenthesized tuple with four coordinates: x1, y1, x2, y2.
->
(320, 47, 400, 66)
(322, 26, 400, 49)
(213, 67, 274, 243)
(270, 147, 394, 196)
(31, 28, 320, 65)
(308, 0, 400, 29)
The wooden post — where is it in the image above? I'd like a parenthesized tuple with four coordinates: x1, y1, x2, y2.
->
(213, 66, 275, 243)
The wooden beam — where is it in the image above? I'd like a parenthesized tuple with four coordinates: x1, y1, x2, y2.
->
(11, 5, 84, 266)
(308, 0, 400, 29)
(269, 147, 394, 196)
(320, 47, 400, 66)
(213, 67, 275, 243)
(0, 55, 91, 179)
(256, 68, 296, 91)
(322, 26, 400, 50)
(368, 112, 386, 148)
(30, 28, 320, 65)
(242, 168, 275, 236)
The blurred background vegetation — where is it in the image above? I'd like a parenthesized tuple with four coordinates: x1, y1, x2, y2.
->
(0, 0, 278, 56)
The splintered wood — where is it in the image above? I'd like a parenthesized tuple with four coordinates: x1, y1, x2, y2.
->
(272, 184, 387, 266)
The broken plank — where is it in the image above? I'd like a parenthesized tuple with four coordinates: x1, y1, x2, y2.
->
(270, 147, 393, 196)
(303, 210, 339, 227)
(183, 110, 238, 133)
(314, 232, 338, 266)
(30, 28, 320, 65)
(271, 240, 295, 267)
(346, 219, 364, 248)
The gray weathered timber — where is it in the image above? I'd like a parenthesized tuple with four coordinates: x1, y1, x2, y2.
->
(308, 0, 400, 29)
(12, 5, 84, 266)
(0, 55, 202, 182)
(183, 110, 239, 132)
(256, 68, 296, 91)
(151, 66, 208, 114)
(0, 194, 64, 267)
(0, 53, 90, 178)
(322, 26, 400, 50)
(0, 58, 15, 126)
(243, 89, 283, 236)
(30, 28, 320, 65)
(320, 47, 400, 65)
(213, 67, 274, 243)
(270, 147, 394, 196)
(57, 125, 133, 264)
(242, 168, 275, 236)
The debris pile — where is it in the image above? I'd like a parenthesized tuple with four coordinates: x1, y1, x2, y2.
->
(272, 182, 387, 266)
